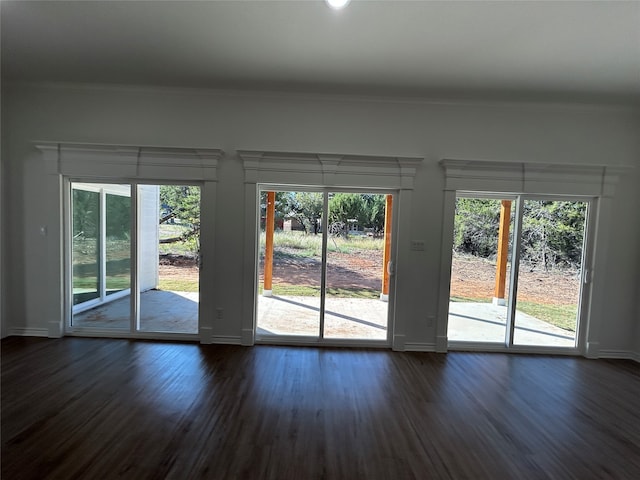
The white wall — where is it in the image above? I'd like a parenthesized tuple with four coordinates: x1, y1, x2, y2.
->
(138, 184, 159, 292)
(2, 83, 640, 354)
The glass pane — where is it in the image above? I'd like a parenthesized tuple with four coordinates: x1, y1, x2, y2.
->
(72, 184, 131, 329)
(256, 191, 322, 337)
(105, 193, 131, 295)
(139, 185, 200, 334)
(448, 198, 515, 343)
(513, 200, 586, 347)
(324, 193, 388, 340)
(72, 188, 100, 306)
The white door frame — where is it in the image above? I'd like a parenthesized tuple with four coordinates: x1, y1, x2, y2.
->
(239, 150, 422, 348)
(36, 142, 222, 341)
(437, 159, 624, 357)
(254, 185, 398, 347)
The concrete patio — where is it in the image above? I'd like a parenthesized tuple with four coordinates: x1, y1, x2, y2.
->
(72, 290, 199, 333)
(448, 302, 576, 347)
(72, 291, 575, 348)
(257, 295, 388, 340)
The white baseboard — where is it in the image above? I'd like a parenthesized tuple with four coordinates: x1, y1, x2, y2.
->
(241, 328, 254, 346)
(392, 334, 405, 351)
(8, 327, 49, 337)
(48, 320, 63, 338)
(199, 326, 213, 344)
(209, 335, 242, 345)
(585, 341, 600, 359)
(403, 342, 437, 352)
(598, 349, 640, 362)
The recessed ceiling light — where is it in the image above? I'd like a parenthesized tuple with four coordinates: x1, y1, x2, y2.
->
(326, 0, 351, 10)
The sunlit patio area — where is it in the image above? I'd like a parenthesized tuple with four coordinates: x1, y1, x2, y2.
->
(72, 292, 574, 347)
(257, 295, 388, 340)
(72, 290, 198, 333)
(448, 302, 576, 347)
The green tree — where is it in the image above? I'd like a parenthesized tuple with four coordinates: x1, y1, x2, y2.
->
(361, 194, 386, 234)
(286, 192, 323, 234)
(73, 189, 100, 238)
(259, 191, 290, 229)
(159, 185, 201, 256)
(453, 198, 501, 257)
(328, 193, 366, 236)
(453, 198, 586, 271)
(520, 201, 586, 269)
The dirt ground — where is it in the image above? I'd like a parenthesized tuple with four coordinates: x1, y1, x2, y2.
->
(450, 254, 580, 305)
(159, 255, 200, 284)
(258, 248, 383, 290)
(160, 251, 581, 306)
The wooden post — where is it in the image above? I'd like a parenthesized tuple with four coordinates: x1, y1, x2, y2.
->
(381, 194, 393, 302)
(263, 191, 275, 296)
(494, 200, 512, 305)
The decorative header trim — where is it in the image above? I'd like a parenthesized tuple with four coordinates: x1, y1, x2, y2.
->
(239, 150, 423, 190)
(35, 142, 223, 182)
(440, 159, 629, 197)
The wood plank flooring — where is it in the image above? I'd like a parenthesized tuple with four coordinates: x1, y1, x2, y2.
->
(2, 337, 639, 479)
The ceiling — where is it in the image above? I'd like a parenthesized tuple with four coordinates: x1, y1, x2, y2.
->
(2, 1, 640, 105)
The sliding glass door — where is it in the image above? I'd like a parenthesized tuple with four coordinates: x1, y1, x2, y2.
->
(512, 199, 587, 347)
(447, 193, 590, 351)
(71, 183, 131, 329)
(256, 188, 392, 344)
(69, 181, 200, 336)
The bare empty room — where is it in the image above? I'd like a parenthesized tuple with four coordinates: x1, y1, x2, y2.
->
(2, 1, 639, 479)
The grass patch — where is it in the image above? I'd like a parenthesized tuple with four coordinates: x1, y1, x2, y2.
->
(159, 224, 199, 257)
(450, 295, 577, 332)
(451, 296, 491, 303)
(259, 231, 384, 258)
(159, 239, 197, 257)
(259, 284, 380, 299)
(517, 301, 577, 332)
(158, 278, 199, 292)
(74, 277, 130, 290)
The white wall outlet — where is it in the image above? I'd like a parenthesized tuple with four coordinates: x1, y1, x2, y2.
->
(216, 308, 224, 320)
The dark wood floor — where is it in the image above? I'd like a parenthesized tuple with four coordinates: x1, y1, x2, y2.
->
(2, 337, 639, 480)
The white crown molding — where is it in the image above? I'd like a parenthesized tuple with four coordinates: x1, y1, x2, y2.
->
(35, 142, 223, 181)
(239, 150, 423, 190)
(440, 159, 632, 197)
(7, 81, 640, 113)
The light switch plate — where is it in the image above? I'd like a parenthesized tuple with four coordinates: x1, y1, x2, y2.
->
(410, 240, 425, 251)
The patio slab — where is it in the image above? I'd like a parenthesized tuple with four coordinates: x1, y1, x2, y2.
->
(70, 292, 576, 348)
(72, 290, 198, 333)
(448, 302, 575, 347)
(257, 295, 388, 340)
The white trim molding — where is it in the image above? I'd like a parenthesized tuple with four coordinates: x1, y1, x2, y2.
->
(36, 143, 222, 181)
(437, 158, 631, 358)
(404, 342, 437, 352)
(440, 159, 627, 197)
(209, 335, 243, 345)
(8, 328, 49, 337)
(598, 350, 640, 362)
(239, 150, 422, 190)
(35, 142, 223, 340)
(239, 150, 423, 348)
